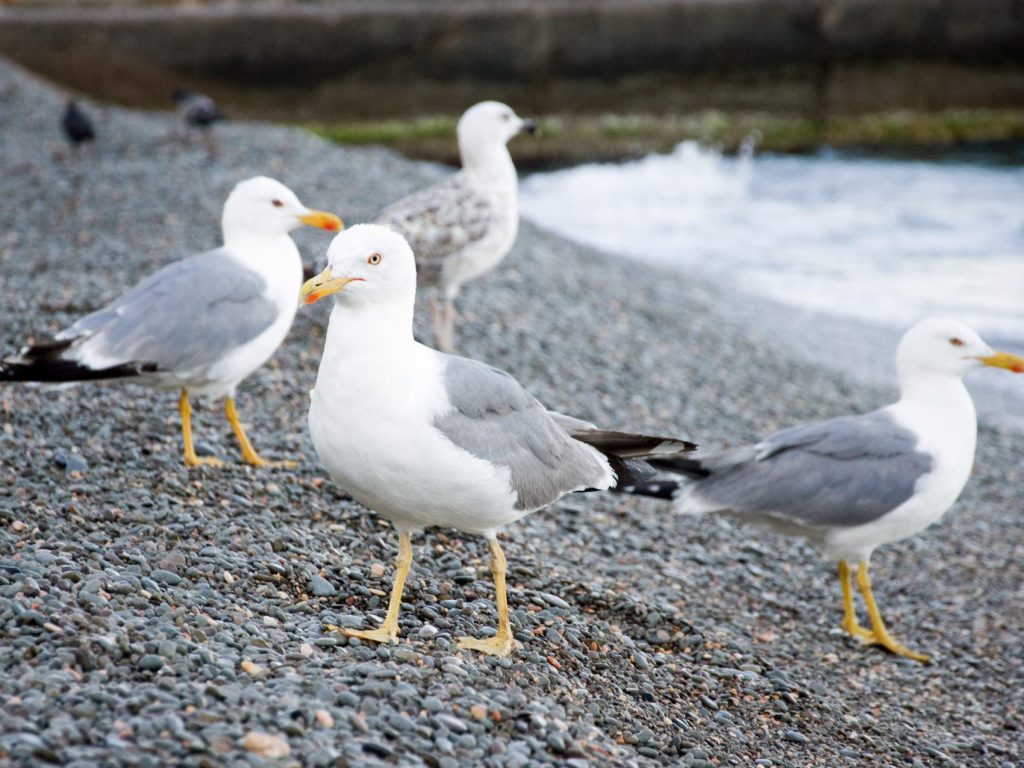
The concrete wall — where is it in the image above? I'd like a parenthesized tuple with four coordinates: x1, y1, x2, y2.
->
(1, 0, 1022, 111)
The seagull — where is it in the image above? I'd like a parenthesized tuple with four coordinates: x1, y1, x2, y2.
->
(172, 88, 225, 157)
(1, 176, 342, 468)
(61, 99, 95, 149)
(300, 224, 694, 656)
(623, 319, 1024, 663)
(374, 101, 537, 352)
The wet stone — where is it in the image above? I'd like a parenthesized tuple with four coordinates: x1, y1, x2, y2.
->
(138, 655, 164, 672)
(308, 575, 336, 597)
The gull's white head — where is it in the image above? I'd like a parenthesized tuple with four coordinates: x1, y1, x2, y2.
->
(300, 224, 417, 308)
(457, 101, 537, 165)
(221, 176, 342, 243)
(896, 318, 1024, 382)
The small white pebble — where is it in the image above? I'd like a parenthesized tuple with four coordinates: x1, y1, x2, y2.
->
(315, 709, 334, 728)
(242, 731, 289, 758)
(241, 659, 265, 677)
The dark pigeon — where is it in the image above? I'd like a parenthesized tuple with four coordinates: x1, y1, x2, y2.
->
(61, 99, 95, 147)
(172, 88, 225, 130)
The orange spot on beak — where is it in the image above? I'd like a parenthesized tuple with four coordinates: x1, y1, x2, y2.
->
(980, 351, 1024, 373)
(299, 210, 344, 232)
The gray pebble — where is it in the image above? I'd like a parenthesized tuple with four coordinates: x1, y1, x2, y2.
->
(308, 575, 336, 596)
(138, 655, 164, 672)
(150, 569, 182, 586)
(434, 713, 468, 733)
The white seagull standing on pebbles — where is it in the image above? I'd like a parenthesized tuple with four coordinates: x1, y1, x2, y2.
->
(300, 224, 694, 657)
(0, 176, 342, 468)
(625, 319, 1024, 662)
(374, 101, 537, 352)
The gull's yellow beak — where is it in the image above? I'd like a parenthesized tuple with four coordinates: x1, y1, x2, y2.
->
(299, 266, 363, 305)
(979, 351, 1024, 373)
(298, 210, 344, 232)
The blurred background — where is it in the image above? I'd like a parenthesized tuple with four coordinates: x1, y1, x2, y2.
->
(2, 0, 1022, 363)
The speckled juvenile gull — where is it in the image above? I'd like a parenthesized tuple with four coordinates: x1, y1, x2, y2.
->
(374, 101, 537, 352)
(626, 318, 1024, 662)
(300, 223, 694, 657)
(0, 176, 342, 468)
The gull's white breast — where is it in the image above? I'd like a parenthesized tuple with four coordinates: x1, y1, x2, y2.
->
(309, 340, 523, 535)
(823, 387, 978, 562)
(194, 241, 303, 396)
(449, 183, 518, 293)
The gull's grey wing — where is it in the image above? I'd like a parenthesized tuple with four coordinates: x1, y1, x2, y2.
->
(691, 410, 933, 529)
(58, 248, 279, 374)
(374, 173, 493, 288)
(548, 411, 599, 432)
(434, 355, 612, 511)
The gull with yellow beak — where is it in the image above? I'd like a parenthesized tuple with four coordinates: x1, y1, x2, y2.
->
(0, 176, 342, 468)
(623, 318, 1024, 663)
(300, 224, 694, 657)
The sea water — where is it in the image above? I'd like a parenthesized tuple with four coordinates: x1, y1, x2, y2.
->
(520, 142, 1024, 343)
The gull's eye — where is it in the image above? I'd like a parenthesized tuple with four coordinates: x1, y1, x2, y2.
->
(949, 338, 964, 347)
(368, 253, 382, 266)
(271, 199, 284, 208)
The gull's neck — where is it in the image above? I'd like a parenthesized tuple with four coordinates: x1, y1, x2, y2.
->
(223, 226, 296, 253)
(460, 139, 517, 187)
(222, 228, 300, 274)
(897, 369, 971, 408)
(894, 369, 977, 489)
(325, 297, 415, 357)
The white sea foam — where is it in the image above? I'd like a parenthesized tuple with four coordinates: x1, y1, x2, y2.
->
(521, 142, 1024, 341)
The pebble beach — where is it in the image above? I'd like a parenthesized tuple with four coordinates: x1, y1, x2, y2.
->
(1, 58, 1022, 767)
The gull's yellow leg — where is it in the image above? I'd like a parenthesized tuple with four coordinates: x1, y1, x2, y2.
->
(457, 537, 520, 657)
(839, 560, 873, 641)
(329, 530, 412, 644)
(224, 396, 298, 468)
(180, 388, 223, 468)
(855, 562, 931, 663)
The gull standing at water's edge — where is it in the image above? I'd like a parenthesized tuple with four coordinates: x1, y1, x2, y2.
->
(623, 319, 1024, 662)
(301, 224, 695, 657)
(374, 101, 537, 352)
(0, 176, 342, 468)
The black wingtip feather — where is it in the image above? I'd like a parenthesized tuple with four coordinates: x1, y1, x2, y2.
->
(566, 427, 697, 491)
(646, 456, 712, 479)
(616, 479, 684, 500)
(0, 351, 156, 383)
(571, 429, 696, 457)
(606, 455, 657, 489)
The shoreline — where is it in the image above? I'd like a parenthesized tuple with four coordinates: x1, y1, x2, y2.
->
(2, 56, 1022, 767)
(4, 1, 1024, 169)
(309, 109, 1024, 170)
